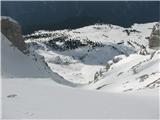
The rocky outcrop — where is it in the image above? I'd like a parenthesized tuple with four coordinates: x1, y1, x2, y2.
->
(1, 16, 27, 52)
(149, 22, 160, 49)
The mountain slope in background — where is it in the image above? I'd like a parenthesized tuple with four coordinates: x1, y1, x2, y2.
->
(25, 22, 160, 93)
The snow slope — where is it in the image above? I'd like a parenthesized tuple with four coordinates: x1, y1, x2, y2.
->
(87, 51, 160, 93)
(1, 33, 79, 87)
(1, 33, 49, 78)
(2, 78, 159, 119)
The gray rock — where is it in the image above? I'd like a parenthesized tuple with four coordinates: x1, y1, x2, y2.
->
(149, 22, 160, 49)
(1, 16, 27, 52)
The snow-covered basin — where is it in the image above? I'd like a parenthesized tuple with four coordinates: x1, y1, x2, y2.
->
(2, 78, 159, 119)
(25, 22, 158, 84)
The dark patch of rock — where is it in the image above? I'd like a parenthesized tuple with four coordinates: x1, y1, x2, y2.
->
(1, 16, 27, 52)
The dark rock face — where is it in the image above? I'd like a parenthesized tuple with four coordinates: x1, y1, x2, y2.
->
(1, 16, 27, 52)
(149, 23, 160, 49)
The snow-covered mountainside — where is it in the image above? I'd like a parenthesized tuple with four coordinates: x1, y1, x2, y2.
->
(1, 22, 159, 119)
(1, 33, 78, 87)
(1, 34, 49, 78)
(25, 22, 160, 93)
(87, 51, 160, 93)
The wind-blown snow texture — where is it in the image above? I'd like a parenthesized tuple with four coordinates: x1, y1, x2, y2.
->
(1, 22, 159, 119)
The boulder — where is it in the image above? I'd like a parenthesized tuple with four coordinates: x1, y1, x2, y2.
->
(149, 22, 160, 49)
(1, 16, 27, 52)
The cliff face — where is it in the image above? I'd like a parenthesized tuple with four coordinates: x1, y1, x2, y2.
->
(149, 23, 160, 49)
(1, 16, 27, 52)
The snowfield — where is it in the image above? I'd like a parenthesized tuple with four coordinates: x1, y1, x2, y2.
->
(2, 78, 159, 119)
(1, 22, 160, 119)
